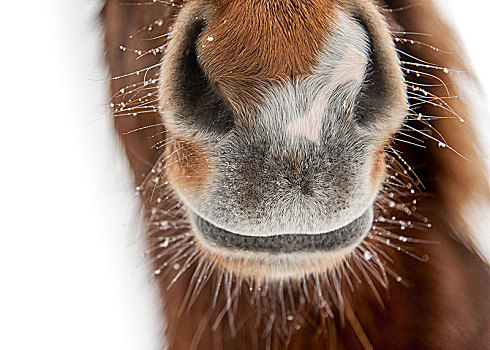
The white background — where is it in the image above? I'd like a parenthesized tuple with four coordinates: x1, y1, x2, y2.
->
(0, 1, 488, 349)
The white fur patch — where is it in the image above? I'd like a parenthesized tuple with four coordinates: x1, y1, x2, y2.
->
(327, 49, 368, 89)
(287, 48, 368, 143)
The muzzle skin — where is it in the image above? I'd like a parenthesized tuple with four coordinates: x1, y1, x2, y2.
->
(159, 0, 407, 264)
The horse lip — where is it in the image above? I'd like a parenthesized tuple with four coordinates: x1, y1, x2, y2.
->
(190, 207, 373, 254)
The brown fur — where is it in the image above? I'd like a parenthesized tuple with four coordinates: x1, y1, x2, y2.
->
(197, 0, 337, 111)
(164, 136, 213, 194)
(369, 147, 387, 189)
(101, 0, 490, 349)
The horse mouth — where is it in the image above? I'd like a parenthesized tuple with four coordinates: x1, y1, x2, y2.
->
(190, 207, 374, 254)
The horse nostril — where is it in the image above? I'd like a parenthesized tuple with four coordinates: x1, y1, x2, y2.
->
(159, 13, 234, 135)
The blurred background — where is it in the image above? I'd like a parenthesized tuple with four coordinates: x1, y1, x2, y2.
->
(0, 1, 488, 349)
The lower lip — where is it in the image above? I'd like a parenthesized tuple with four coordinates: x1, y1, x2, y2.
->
(191, 207, 374, 254)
